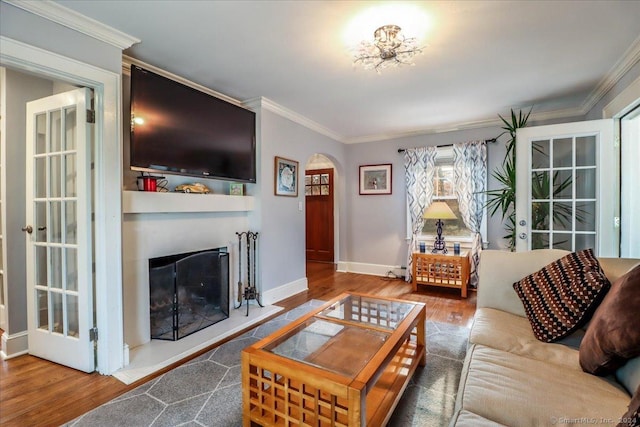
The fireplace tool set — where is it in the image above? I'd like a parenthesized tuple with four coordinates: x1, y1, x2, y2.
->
(235, 231, 263, 316)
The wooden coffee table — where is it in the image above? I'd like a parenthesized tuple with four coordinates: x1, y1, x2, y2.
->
(241, 292, 426, 426)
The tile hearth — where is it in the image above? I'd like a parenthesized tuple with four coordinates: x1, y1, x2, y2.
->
(113, 302, 282, 385)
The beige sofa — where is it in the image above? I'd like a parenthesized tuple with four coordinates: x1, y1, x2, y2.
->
(450, 249, 640, 426)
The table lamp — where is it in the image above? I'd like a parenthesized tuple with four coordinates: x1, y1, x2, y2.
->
(423, 201, 457, 253)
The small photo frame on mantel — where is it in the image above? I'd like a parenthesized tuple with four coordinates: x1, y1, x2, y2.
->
(359, 164, 392, 195)
(274, 156, 299, 196)
(229, 183, 244, 196)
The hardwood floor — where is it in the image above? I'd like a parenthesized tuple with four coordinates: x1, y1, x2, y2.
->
(0, 262, 476, 426)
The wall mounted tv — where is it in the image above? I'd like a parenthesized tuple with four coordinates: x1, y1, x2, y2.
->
(130, 65, 256, 183)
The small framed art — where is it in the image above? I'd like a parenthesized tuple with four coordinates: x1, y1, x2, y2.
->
(229, 183, 244, 196)
(274, 156, 299, 196)
(359, 164, 392, 195)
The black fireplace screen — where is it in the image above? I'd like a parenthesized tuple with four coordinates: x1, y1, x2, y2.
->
(149, 248, 229, 341)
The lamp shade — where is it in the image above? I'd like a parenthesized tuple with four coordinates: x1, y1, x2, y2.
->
(423, 201, 457, 219)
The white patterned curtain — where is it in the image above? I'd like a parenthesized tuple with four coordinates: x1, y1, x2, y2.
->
(404, 146, 437, 282)
(453, 141, 487, 288)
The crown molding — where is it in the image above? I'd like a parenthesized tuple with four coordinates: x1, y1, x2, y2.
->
(3, 0, 140, 49)
(581, 33, 640, 115)
(343, 118, 503, 144)
(603, 75, 640, 118)
(342, 106, 585, 144)
(243, 97, 344, 142)
(122, 55, 244, 108)
(527, 106, 586, 123)
(241, 94, 587, 144)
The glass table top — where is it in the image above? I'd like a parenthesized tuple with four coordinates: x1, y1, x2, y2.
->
(317, 294, 416, 330)
(263, 294, 419, 378)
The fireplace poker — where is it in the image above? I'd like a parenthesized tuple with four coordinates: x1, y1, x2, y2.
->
(246, 231, 251, 290)
(251, 232, 263, 308)
(235, 232, 243, 309)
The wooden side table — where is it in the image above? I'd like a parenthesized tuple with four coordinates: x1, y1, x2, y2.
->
(412, 251, 470, 298)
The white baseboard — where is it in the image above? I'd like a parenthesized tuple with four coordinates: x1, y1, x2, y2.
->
(261, 277, 308, 305)
(336, 261, 405, 278)
(1, 330, 29, 360)
(123, 343, 130, 366)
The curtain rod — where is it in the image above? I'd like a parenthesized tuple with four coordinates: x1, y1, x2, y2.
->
(397, 138, 497, 153)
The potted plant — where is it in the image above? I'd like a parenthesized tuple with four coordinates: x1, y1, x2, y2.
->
(485, 108, 531, 250)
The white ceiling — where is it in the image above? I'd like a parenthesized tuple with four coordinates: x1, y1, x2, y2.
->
(53, 0, 640, 143)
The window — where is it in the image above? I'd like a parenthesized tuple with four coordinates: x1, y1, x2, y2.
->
(422, 151, 473, 240)
(305, 172, 330, 196)
(405, 146, 488, 246)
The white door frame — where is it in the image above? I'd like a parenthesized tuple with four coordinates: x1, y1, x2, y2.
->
(0, 36, 124, 374)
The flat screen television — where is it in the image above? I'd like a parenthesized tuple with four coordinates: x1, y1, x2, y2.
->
(130, 65, 256, 183)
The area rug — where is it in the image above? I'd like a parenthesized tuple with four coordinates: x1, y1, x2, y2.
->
(66, 300, 470, 427)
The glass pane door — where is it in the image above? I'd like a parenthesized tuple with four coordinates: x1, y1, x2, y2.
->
(516, 119, 616, 256)
(33, 107, 80, 337)
(25, 88, 94, 372)
(529, 136, 597, 251)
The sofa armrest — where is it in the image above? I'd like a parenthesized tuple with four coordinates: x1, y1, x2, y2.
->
(598, 257, 640, 283)
(477, 249, 569, 317)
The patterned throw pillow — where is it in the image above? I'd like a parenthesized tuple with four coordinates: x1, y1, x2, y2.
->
(513, 249, 611, 343)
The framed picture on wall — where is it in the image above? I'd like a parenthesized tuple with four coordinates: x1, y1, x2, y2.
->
(274, 156, 299, 196)
(359, 164, 392, 195)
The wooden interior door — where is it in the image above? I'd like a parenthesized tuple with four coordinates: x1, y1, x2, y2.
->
(305, 168, 334, 262)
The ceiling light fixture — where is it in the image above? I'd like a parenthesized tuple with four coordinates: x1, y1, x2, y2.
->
(353, 24, 423, 72)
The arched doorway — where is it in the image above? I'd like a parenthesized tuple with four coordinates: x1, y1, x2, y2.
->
(305, 154, 337, 264)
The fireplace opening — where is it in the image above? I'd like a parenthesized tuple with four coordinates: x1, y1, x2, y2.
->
(149, 248, 229, 341)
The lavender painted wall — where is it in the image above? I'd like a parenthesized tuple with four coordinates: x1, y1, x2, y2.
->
(343, 127, 501, 270)
(255, 108, 346, 295)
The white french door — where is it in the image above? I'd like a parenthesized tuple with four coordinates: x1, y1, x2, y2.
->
(515, 119, 617, 256)
(25, 88, 95, 372)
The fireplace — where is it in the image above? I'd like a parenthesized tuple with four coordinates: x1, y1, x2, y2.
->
(149, 248, 229, 341)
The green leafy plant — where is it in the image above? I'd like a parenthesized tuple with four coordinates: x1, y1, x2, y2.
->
(485, 108, 531, 250)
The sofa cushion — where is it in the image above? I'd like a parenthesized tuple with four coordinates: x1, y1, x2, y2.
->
(513, 248, 610, 342)
(451, 410, 507, 426)
(470, 308, 582, 371)
(617, 357, 640, 396)
(477, 249, 569, 317)
(580, 264, 640, 375)
(456, 345, 629, 426)
(599, 258, 640, 285)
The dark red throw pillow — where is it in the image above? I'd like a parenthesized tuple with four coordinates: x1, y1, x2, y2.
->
(513, 249, 610, 343)
(580, 263, 640, 375)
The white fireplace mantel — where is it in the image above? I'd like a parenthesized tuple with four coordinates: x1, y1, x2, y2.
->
(121, 189, 256, 352)
(122, 190, 255, 214)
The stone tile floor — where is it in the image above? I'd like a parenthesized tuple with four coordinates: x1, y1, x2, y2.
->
(67, 300, 469, 427)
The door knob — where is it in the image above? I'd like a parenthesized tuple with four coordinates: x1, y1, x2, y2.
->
(22, 225, 33, 234)
(519, 220, 527, 226)
(518, 232, 527, 240)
